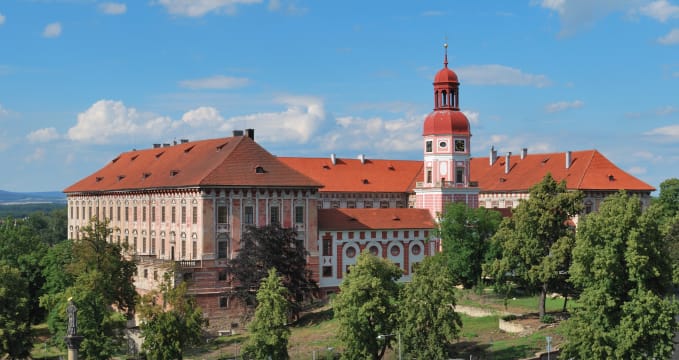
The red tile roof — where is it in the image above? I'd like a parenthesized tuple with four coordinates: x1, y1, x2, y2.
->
(318, 208, 435, 231)
(278, 157, 423, 193)
(64, 136, 321, 193)
(471, 150, 654, 192)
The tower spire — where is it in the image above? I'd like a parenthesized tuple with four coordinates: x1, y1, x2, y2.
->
(443, 40, 448, 68)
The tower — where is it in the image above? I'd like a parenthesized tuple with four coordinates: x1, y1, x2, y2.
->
(415, 44, 479, 219)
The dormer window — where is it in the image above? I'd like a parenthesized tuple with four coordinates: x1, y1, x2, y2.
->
(117, 175, 125, 181)
(95, 176, 103, 182)
(170, 170, 180, 177)
(183, 145, 195, 153)
(142, 172, 151, 179)
(155, 151, 164, 159)
(255, 166, 265, 174)
(131, 154, 139, 161)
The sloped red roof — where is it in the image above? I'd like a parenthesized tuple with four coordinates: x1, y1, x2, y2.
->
(318, 208, 435, 231)
(278, 157, 423, 193)
(470, 150, 654, 192)
(65, 136, 321, 193)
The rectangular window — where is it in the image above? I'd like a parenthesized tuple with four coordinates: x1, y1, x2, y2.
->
(70, 207, 73, 219)
(425, 140, 433, 152)
(270, 206, 280, 224)
(133, 237, 138, 252)
(117, 207, 121, 221)
(142, 207, 146, 222)
(347, 200, 356, 208)
(151, 206, 156, 222)
(364, 201, 373, 208)
(161, 206, 166, 222)
(88, 207, 91, 219)
(142, 237, 147, 253)
(192, 206, 198, 224)
(322, 266, 333, 277)
(192, 241, 197, 259)
(133, 207, 138, 222)
(456, 167, 464, 184)
(426, 168, 432, 183)
(125, 207, 129, 221)
(181, 206, 186, 224)
(218, 241, 228, 259)
(322, 238, 332, 256)
(219, 297, 229, 309)
(76, 207, 79, 219)
(161, 239, 165, 256)
(380, 201, 389, 208)
(294, 206, 304, 224)
(218, 271, 227, 281)
(109, 207, 113, 221)
(151, 238, 156, 254)
(181, 240, 186, 258)
(217, 206, 229, 224)
(244, 206, 254, 224)
(171, 207, 176, 223)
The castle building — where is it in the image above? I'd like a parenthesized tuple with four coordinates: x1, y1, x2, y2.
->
(64, 49, 654, 323)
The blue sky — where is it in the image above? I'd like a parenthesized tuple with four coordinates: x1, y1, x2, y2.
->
(0, 0, 678, 192)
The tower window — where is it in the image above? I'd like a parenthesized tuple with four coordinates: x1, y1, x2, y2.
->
(426, 168, 432, 184)
(455, 139, 465, 152)
(456, 167, 464, 184)
(425, 140, 432, 153)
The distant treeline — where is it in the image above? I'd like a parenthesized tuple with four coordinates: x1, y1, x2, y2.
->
(0, 203, 67, 218)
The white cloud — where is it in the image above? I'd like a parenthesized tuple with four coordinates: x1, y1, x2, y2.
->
(478, 133, 554, 155)
(462, 110, 480, 125)
(99, 2, 127, 15)
(0, 104, 8, 117)
(155, 0, 262, 17)
(545, 99, 584, 113)
(318, 114, 422, 154)
(43, 22, 62, 38)
(456, 65, 551, 87)
(644, 124, 679, 142)
(658, 28, 679, 44)
(182, 106, 224, 127)
(534, 0, 638, 36)
(27, 127, 60, 143)
(219, 95, 324, 143)
(655, 105, 677, 115)
(627, 166, 647, 175)
(267, 0, 280, 11)
(0, 13, 5, 25)
(67, 100, 177, 144)
(25, 148, 46, 163)
(179, 75, 250, 89)
(640, 0, 679, 22)
(633, 150, 663, 162)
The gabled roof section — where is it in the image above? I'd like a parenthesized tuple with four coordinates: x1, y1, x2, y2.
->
(318, 208, 435, 231)
(65, 136, 321, 193)
(470, 150, 654, 192)
(279, 157, 423, 193)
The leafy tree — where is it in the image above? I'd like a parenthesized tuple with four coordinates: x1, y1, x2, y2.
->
(228, 223, 316, 317)
(242, 268, 291, 360)
(0, 264, 32, 359)
(657, 178, 679, 217)
(39, 217, 137, 358)
(334, 252, 402, 360)
(138, 273, 207, 360)
(562, 192, 678, 359)
(439, 202, 501, 288)
(399, 255, 462, 359)
(486, 174, 582, 318)
(666, 215, 679, 286)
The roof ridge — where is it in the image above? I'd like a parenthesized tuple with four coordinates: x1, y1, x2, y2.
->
(576, 149, 596, 189)
(200, 136, 242, 183)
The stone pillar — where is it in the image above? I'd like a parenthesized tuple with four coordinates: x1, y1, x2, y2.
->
(65, 336, 84, 360)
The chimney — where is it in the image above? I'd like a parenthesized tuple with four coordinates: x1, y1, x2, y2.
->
(521, 148, 528, 160)
(358, 154, 365, 164)
(153, 143, 161, 149)
(489, 146, 497, 166)
(232, 130, 244, 137)
(330, 153, 337, 165)
(180, 139, 189, 144)
(505, 152, 512, 174)
(245, 128, 255, 140)
(163, 143, 170, 147)
(566, 151, 572, 169)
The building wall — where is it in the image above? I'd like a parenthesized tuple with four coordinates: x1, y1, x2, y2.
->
(316, 228, 435, 292)
(318, 192, 409, 209)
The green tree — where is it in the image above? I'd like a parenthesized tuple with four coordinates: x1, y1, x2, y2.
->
(399, 255, 462, 359)
(228, 223, 316, 317)
(334, 252, 402, 360)
(486, 174, 582, 318)
(39, 217, 137, 358)
(562, 192, 678, 359)
(439, 202, 501, 288)
(0, 264, 32, 359)
(657, 178, 679, 217)
(138, 273, 207, 360)
(242, 268, 291, 360)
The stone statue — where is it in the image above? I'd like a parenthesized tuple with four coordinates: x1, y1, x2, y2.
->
(67, 298, 77, 336)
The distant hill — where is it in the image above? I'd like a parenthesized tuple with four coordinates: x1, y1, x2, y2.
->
(0, 190, 67, 205)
